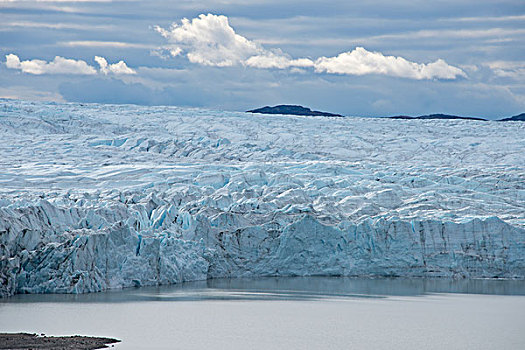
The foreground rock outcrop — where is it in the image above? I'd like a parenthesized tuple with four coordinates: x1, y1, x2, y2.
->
(0, 333, 119, 349)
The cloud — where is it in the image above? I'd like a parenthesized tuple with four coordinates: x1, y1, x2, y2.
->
(156, 14, 466, 80)
(0, 21, 114, 31)
(95, 56, 136, 75)
(0, 85, 65, 102)
(58, 77, 213, 107)
(354, 28, 525, 43)
(452, 15, 525, 22)
(59, 41, 152, 49)
(245, 52, 314, 69)
(5, 54, 136, 76)
(314, 47, 467, 80)
(5, 54, 97, 75)
(155, 13, 261, 67)
(486, 61, 525, 80)
(154, 14, 314, 69)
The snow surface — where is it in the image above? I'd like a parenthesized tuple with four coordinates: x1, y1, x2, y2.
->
(0, 99, 524, 297)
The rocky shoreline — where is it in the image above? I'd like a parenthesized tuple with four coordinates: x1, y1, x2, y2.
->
(0, 333, 120, 350)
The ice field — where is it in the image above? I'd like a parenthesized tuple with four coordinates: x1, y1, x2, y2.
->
(0, 99, 524, 297)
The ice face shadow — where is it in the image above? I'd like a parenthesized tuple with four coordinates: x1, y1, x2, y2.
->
(3, 277, 525, 304)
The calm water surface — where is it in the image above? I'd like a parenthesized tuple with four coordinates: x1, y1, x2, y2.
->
(1, 277, 524, 349)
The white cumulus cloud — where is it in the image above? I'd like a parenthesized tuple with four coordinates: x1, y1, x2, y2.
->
(314, 47, 466, 80)
(5, 54, 97, 75)
(155, 13, 260, 67)
(95, 56, 136, 75)
(154, 13, 314, 70)
(5, 54, 136, 76)
(156, 14, 466, 80)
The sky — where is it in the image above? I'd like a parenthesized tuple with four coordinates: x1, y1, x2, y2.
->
(1, 0, 524, 118)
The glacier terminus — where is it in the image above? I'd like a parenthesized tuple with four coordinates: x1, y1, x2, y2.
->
(0, 99, 524, 297)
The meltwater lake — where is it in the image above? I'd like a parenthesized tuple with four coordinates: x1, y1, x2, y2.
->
(1, 277, 524, 350)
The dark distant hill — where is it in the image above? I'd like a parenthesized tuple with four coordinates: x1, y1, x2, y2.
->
(247, 105, 344, 117)
(389, 113, 487, 121)
(248, 106, 524, 121)
(389, 115, 413, 119)
(498, 113, 525, 121)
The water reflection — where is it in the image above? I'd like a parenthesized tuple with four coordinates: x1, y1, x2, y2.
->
(3, 277, 524, 304)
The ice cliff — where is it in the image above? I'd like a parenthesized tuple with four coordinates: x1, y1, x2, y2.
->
(1, 99, 524, 297)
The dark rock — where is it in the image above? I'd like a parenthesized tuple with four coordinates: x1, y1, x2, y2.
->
(389, 115, 414, 120)
(498, 113, 525, 121)
(247, 105, 344, 117)
(0, 333, 120, 349)
(389, 113, 487, 121)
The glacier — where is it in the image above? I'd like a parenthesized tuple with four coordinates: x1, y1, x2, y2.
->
(0, 99, 524, 297)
